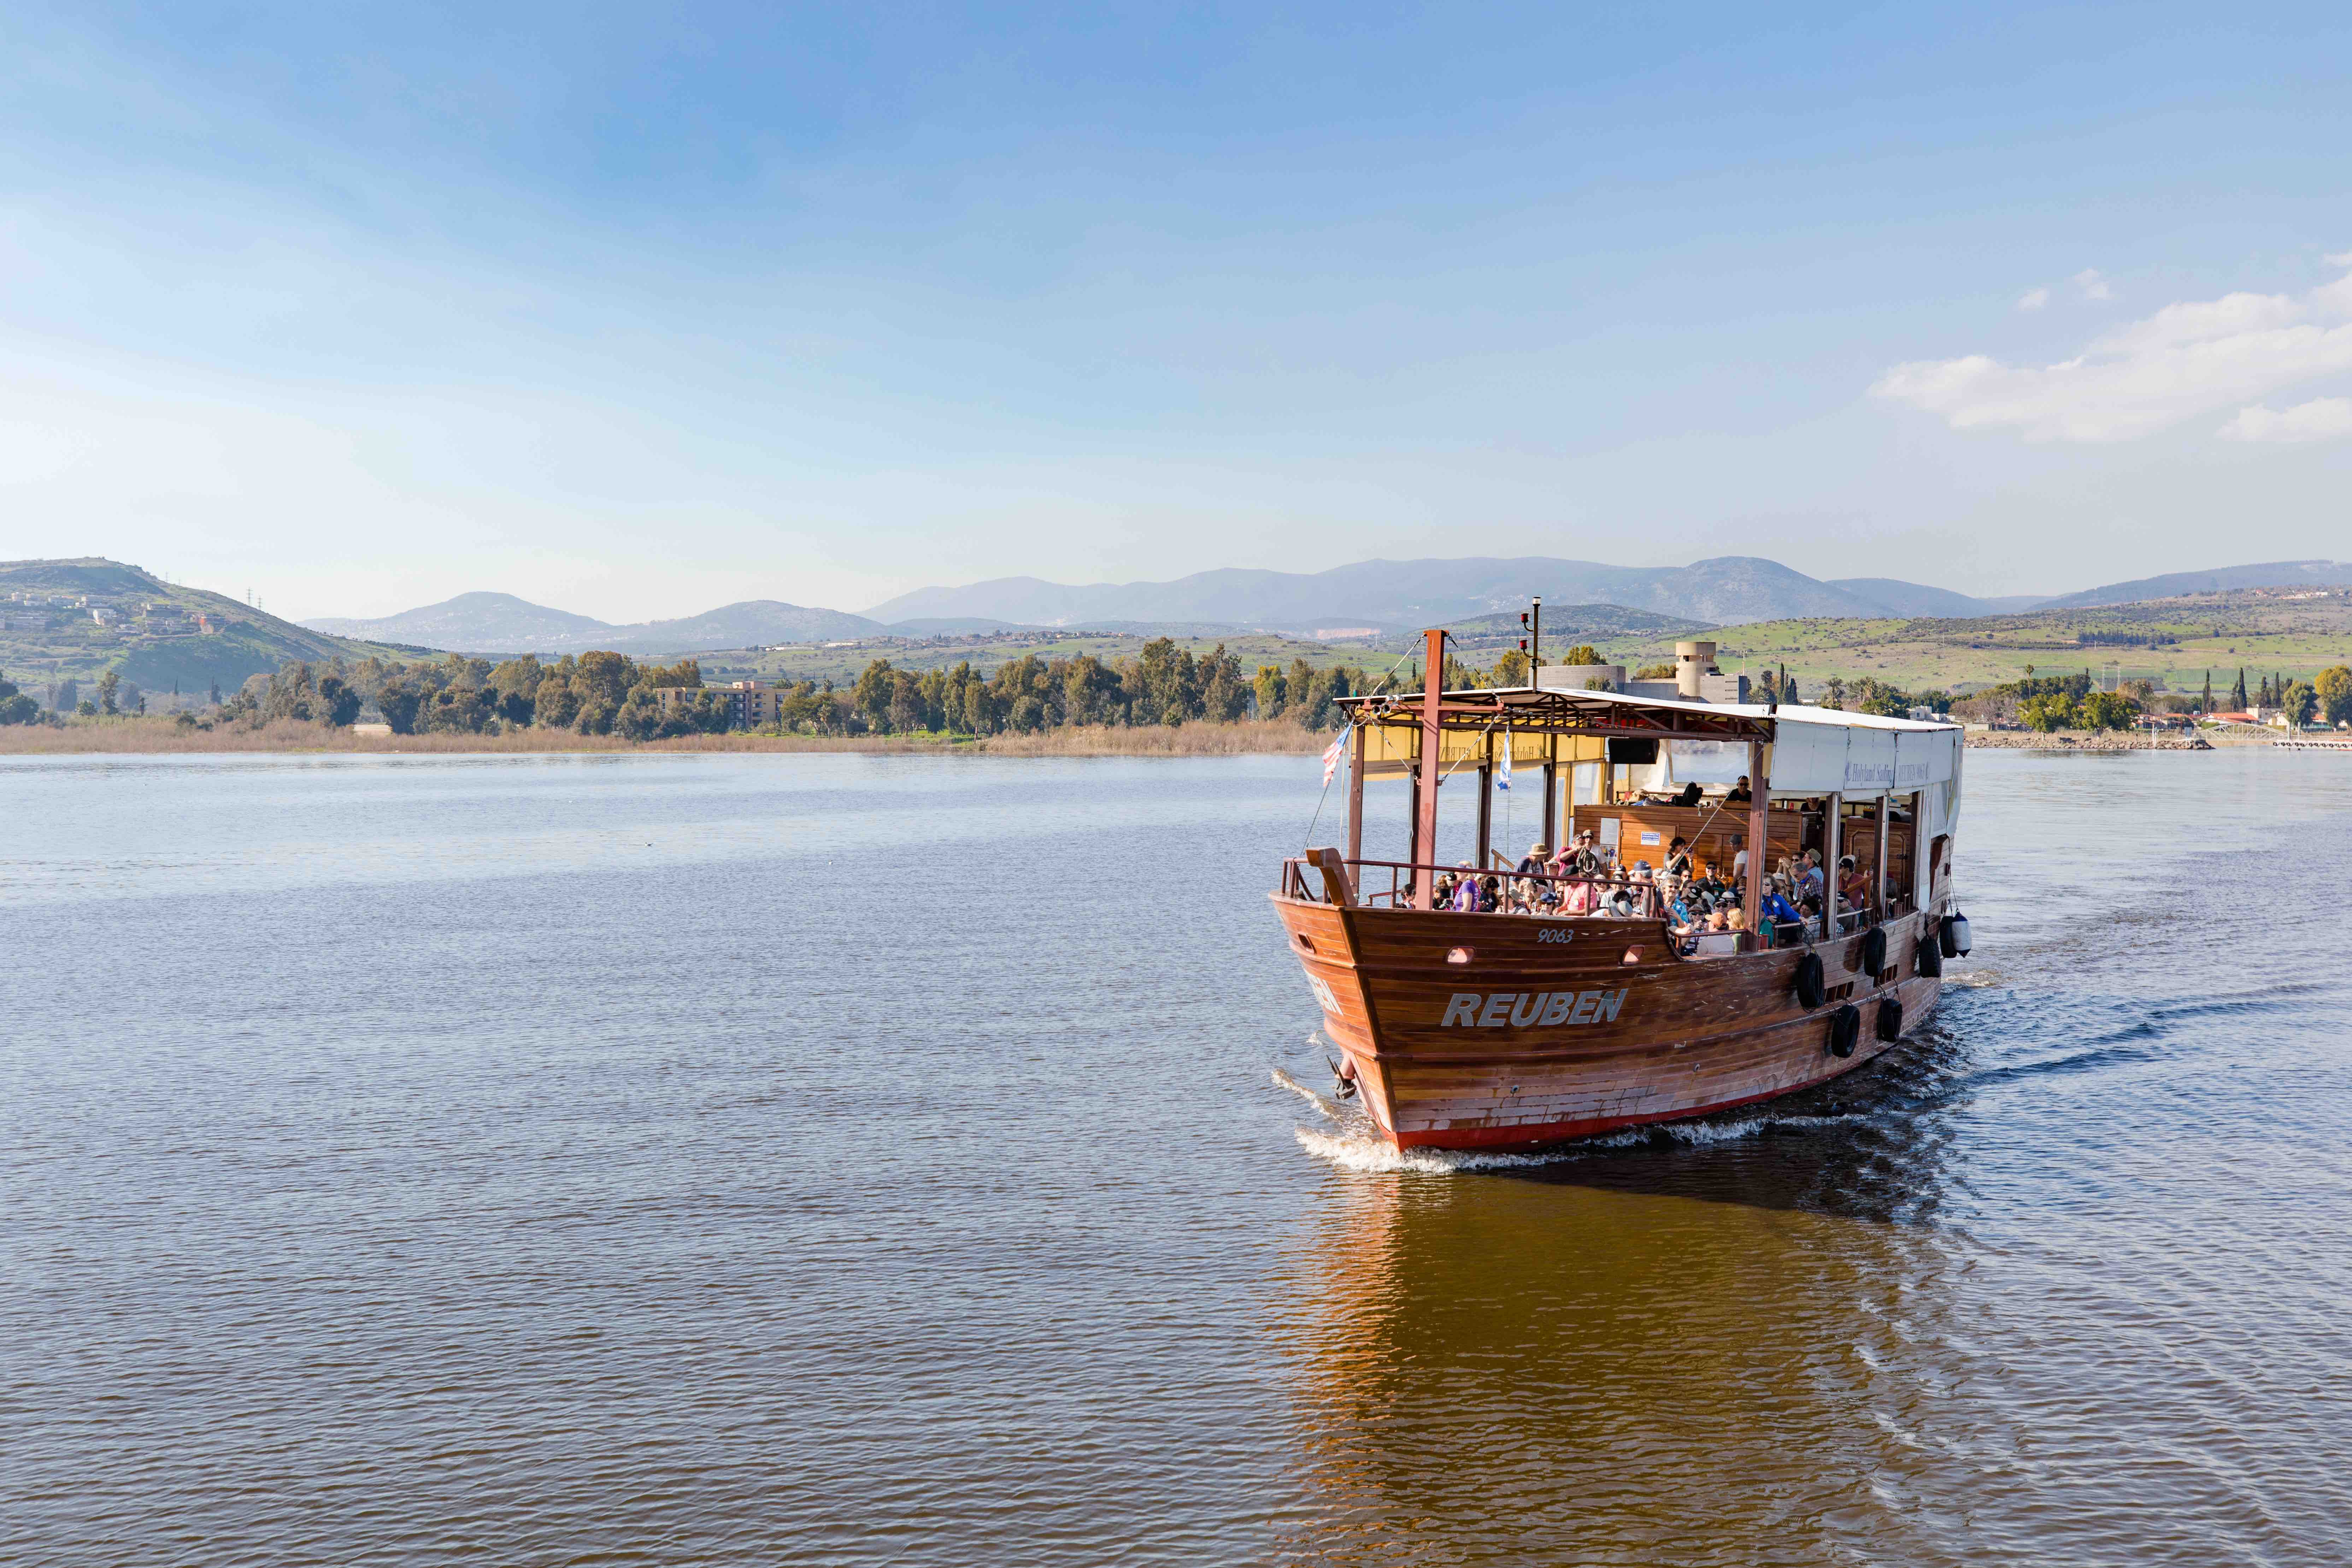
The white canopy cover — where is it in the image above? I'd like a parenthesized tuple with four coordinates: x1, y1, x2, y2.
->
(1759, 708, 1960, 795)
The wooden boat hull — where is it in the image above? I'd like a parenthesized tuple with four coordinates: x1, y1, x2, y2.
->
(1273, 896, 1944, 1149)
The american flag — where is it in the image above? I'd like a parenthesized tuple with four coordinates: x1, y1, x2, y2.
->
(1321, 722, 1353, 786)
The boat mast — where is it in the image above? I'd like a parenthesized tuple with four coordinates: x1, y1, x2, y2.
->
(1413, 627, 1445, 909)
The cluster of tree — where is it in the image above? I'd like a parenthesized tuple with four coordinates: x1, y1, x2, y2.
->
(1747, 665, 1948, 717)
(2076, 630, 2178, 647)
(847, 641, 1406, 734)
(2, 668, 149, 722)
(191, 640, 1421, 740)
(0, 668, 39, 725)
(2017, 690, 2143, 732)
(2188, 666, 2352, 724)
(208, 652, 729, 738)
(2320, 666, 2352, 726)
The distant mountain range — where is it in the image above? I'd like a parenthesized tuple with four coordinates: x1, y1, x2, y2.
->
(2037, 560, 2352, 610)
(861, 556, 2053, 628)
(304, 591, 887, 656)
(292, 554, 2352, 657)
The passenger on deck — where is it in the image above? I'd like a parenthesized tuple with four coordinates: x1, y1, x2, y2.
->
(1664, 835, 1693, 878)
(1725, 774, 1753, 803)
(1558, 876, 1596, 915)
(1572, 830, 1609, 877)
(1670, 780, 1703, 807)
(1447, 863, 1478, 912)
(1478, 874, 1503, 912)
(1664, 877, 1700, 952)
(1759, 880, 1802, 928)
(1837, 855, 1869, 912)
(1795, 849, 1825, 905)
(1512, 842, 1549, 914)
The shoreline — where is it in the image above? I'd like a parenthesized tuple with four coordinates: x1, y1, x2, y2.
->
(0, 716, 1330, 758)
(5, 717, 2315, 759)
(1963, 730, 2271, 751)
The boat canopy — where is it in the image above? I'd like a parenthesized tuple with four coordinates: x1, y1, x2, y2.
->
(1334, 686, 1962, 794)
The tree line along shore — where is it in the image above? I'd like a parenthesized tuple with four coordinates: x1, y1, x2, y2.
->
(1, 641, 2344, 754)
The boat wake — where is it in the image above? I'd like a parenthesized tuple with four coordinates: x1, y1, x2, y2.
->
(1293, 1125, 1573, 1174)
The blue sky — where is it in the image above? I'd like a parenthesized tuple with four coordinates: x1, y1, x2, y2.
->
(1, 2, 2348, 619)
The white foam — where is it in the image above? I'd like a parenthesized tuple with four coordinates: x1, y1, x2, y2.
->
(1269, 1066, 1347, 1121)
(1294, 1126, 1573, 1173)
(1296, 1107, 1852, 1173)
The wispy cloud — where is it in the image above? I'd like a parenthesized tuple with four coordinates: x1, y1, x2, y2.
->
(2219, 396, 2352, 444)
(2015, 286, 2050, 311)
(2071, 268, 2112, 301)
(2328, 250, 2352, 267)
(1872, 266, 2352, 442)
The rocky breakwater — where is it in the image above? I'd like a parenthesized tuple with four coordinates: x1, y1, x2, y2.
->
(1965, 731, 2224, 752)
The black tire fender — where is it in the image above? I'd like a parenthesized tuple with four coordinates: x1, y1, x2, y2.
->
(1915, 934, 1943, 977)
(1876, 996, 1904, 1043)
(1793, 952, 1826, 1011)
(1857, 925, 1887, 976)
(1828, 1002, 1861, 1058)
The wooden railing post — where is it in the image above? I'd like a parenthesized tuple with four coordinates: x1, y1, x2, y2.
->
(1309, 846, 1355, 906)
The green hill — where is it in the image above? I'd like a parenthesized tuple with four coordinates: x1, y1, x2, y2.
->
(0, 558, 430, 701)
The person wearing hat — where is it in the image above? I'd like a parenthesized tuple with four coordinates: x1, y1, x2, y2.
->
(1795, 847, 1825, 905)
(1513, 841, 1550, 913)
(1572, 828, 1608, 878)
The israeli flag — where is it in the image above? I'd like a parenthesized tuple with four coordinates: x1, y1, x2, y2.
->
(1497, 731, 1512, 791)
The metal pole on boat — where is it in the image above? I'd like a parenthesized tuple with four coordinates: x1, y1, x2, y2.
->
(1413, 628, 1445, 909)
(1346, 721, 1367, 897)
(1744, 738, 1767, 944)
(1477, 754, 1494, 869)
(1874, 792, 1891, 927)
(1824, 792, 1842, 936)
(1541, 751, 1557, 856)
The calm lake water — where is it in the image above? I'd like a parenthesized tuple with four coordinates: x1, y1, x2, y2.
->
(5, 748, 2350, 1566)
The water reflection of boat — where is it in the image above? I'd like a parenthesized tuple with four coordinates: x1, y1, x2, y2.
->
(1275, 1144, 1962, 1566)
(1274, 629, 1968, 1150)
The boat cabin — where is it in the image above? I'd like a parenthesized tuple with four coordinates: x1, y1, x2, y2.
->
(1288, 630, 1963, 954)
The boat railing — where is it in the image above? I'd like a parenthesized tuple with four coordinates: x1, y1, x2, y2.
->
(1281, 854, 1909, 951)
